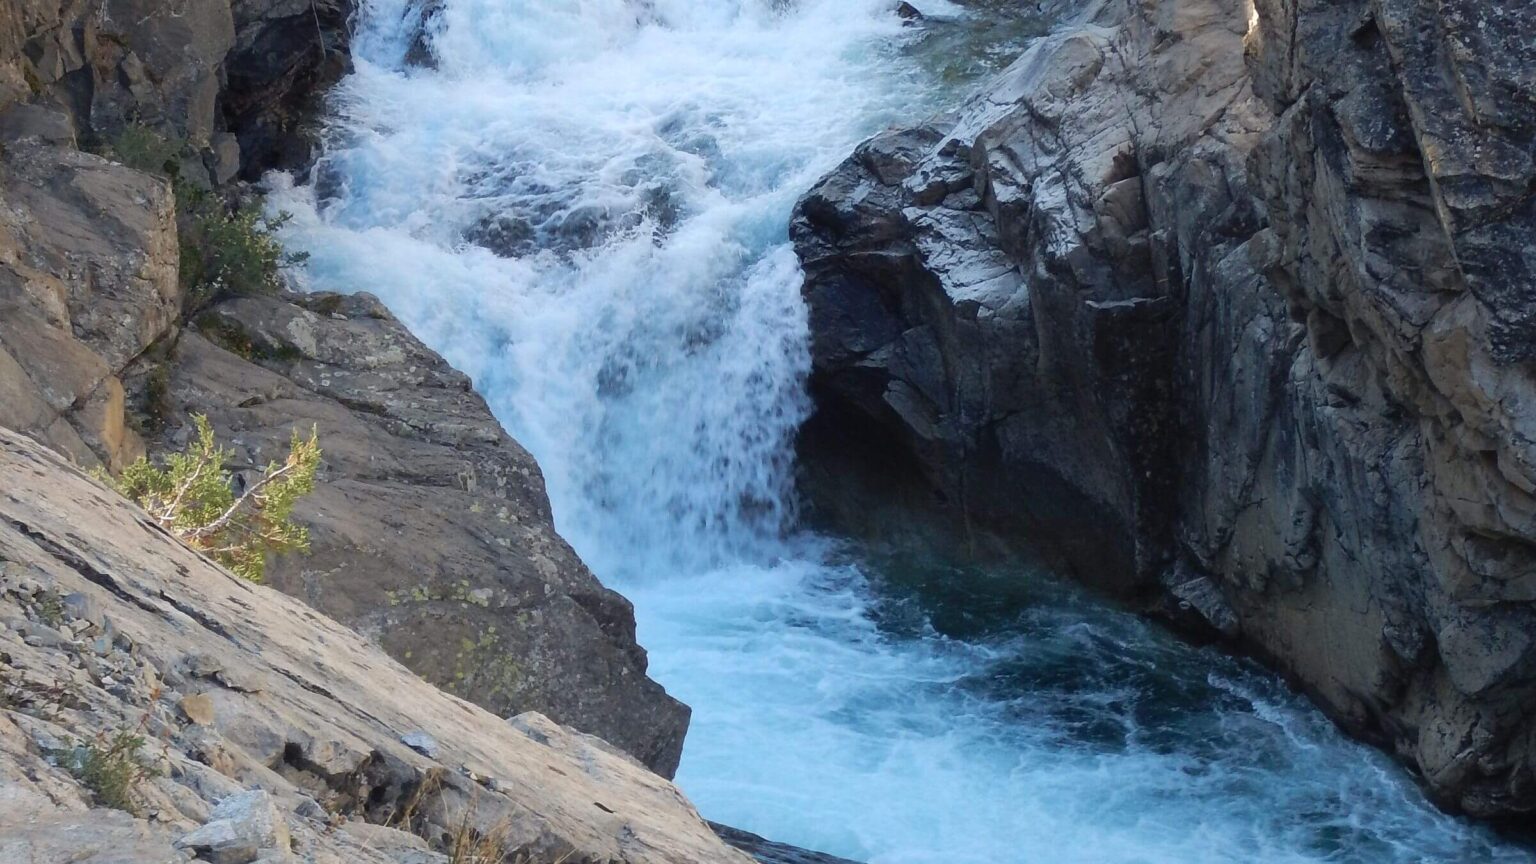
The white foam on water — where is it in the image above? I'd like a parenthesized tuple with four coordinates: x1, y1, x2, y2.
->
(270, 2, 1533, 861)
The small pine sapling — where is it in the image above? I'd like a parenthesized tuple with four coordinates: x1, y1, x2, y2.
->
(107, 415, 320, 581)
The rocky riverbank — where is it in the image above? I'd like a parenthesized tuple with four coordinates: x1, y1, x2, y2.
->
(0, 0, 692, 777)
(0, 0, 751, 860)
(795, 0, 1536, 820)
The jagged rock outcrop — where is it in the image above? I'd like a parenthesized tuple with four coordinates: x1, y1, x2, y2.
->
(0, 0, 351, 184)
(0, 118, 690, 776)
(794, 0, 1536, 818)
(0, 426, 748, 863)
(224, 0, 353, 178)
(126, 291, 690, 776)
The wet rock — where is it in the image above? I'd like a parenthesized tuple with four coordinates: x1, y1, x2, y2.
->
(711, 822, 864, 864)
(1162, 564, 1239, 640)
(402, 0, 445, 69)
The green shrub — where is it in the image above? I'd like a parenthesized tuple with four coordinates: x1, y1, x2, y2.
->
(108, 125, 185, 177)
(22, 64, 43, 96)
(178, 187, 311, 312)
(32, 590, 65, 627)
(98, 123, 309, 312)
(141, 364, 173, 432)
(106, 414, 320, 582)
(59, 727, 159, 814)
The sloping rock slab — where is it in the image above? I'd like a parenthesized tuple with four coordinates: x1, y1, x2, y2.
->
(0, 425, 748, 863)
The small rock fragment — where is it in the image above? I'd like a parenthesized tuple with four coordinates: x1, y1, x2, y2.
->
(174, 788, 290, 864)
(400, 730, 440, 759)
(62, 592, 101, 628)
(185, 653, 225, 679)
(180, 693, 217, 726)
(21, 623, 70, 649)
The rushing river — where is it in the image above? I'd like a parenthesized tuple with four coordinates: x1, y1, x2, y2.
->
(271, 1, 1534, 861)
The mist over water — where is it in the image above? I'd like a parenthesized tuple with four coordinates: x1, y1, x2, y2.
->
(272, 1, 1532, 861)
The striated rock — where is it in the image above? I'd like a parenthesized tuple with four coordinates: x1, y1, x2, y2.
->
(0, 0, 700, 846)
(0, 3, 690, 781)
(0, 425, 750, 863)
(128, 291, 690, 777)
(399, 731, 439, 760)
(794, 0, 1536, 818)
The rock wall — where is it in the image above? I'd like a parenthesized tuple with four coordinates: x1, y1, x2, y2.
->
(0, 0, 349, 183)
(0, 0, 692, 777)
(794, 0, 1536, 818)
(0, 136, 179, 472)
(0, 426, 746, 863)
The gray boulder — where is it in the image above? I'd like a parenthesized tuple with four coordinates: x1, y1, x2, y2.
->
(176, 789, 291, 864)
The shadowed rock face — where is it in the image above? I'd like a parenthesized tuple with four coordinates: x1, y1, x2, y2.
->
(794, 0, 1536, 818)
(129, 292, 691, 777)
(0, 138, 179, 473)
(0, 0, 352, 184)
(224, 0, 355, 178)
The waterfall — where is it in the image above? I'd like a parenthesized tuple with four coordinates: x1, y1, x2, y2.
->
(269, 1, 1528, 861)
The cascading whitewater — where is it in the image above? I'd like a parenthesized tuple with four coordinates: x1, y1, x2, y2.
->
(270, 1, 1531, 861)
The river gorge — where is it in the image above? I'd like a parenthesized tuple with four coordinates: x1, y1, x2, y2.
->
(267, 0, 1535, 860)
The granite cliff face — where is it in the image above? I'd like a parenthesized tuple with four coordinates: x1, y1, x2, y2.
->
(0, 0, 691, 779)
(795, 0, 1536, 818)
